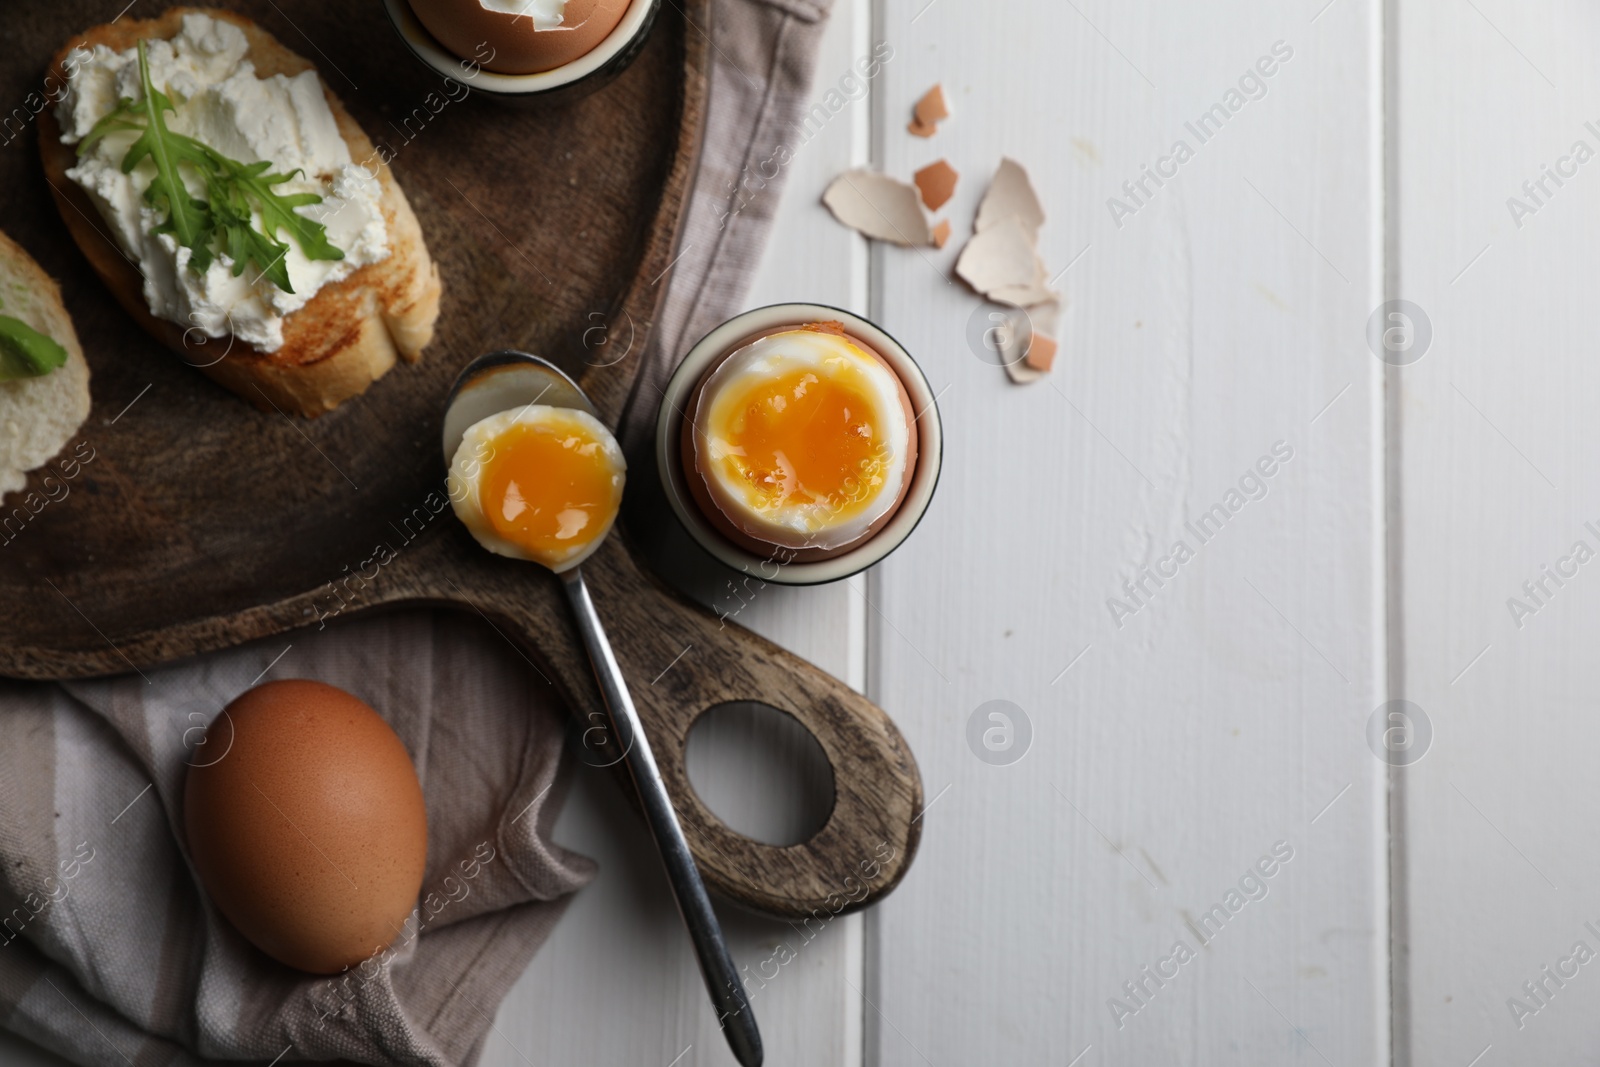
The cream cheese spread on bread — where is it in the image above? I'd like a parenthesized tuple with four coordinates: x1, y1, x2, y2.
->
(57, 13, 388, 352)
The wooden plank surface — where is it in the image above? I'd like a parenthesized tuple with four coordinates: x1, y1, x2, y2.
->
(865, 1, 1389, 1064)
(1393, 2, 1600, 1064)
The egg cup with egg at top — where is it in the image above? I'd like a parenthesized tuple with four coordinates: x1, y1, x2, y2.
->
(657, 304, 944, 586)
(385, 0, 661, 103)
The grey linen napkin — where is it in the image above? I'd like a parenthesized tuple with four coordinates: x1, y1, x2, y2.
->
(0, 0, 835, 1063)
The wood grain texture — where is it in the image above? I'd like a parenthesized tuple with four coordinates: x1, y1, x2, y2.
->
(0, 0, 923, 921)
(1393, 2, 1600, 1064)
(866, 0, 1388, 1064)
(0, 0, 694, 653)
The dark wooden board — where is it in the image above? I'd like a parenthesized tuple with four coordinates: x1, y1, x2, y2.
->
(0, 0, 922, 919)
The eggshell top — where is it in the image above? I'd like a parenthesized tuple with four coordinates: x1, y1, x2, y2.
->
(408, 0, 633, 74)
(183, 679, 429, 975)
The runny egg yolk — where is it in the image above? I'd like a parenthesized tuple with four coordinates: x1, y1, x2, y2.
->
(692, 326, 915, 553)
(715, 366, 886, 518)
(479, 420, 621, 564)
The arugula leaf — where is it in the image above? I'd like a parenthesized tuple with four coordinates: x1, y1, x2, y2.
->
(75, 40, 346, 294)
(206, 156, 344, 291)
(122, 41, 211, 257)
(78, 96, 141, 155)
(0, 316, 68, 381)
(233, 162, 343, 263)
(203, 164, 296, 292)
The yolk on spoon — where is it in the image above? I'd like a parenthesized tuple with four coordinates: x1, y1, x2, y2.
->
(479, 419, 622, 563)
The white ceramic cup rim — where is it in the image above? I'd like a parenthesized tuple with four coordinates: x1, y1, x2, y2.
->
(383, 0, 657, 94)
(656, 304, 943, 586)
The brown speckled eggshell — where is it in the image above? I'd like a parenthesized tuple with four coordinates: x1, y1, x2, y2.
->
(184, 679, 429, 975)
(408, 0, 632, 74)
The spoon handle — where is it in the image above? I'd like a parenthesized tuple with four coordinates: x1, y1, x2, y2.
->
(561, 567, 763, 1067)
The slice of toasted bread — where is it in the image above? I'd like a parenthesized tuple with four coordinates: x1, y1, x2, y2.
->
(0, 231, 91, 497)
(39, 7, 442, 418)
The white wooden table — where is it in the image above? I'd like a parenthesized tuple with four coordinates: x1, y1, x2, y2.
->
(14, 0, 1600, 1063)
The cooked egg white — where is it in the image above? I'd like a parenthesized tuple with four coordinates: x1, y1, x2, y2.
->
(691, 328, 911, 551)
(447, 405, 625, 572)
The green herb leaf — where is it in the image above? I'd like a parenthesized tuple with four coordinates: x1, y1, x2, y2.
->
(74, 41, 346, 295)
(232, 161, 344, 265)
(201, 156, 344, 293)
(206, 166, 296, 292)
(0, 316, 68, 381)
(78, 96, 141, 155)
(123, 41, 211, 255)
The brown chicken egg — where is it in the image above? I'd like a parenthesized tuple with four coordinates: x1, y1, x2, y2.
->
(184, 679, 429, 975)
(409, 0, 633, 75)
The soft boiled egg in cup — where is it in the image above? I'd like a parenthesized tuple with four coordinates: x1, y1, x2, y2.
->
(439, 351, 763, 1067)
(658, 305, 943, 584)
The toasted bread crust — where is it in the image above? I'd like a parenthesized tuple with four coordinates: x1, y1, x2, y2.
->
(39, 7, 442, 417)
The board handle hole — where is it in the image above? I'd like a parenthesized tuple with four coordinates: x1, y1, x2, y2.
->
(685, 701, 834, 846)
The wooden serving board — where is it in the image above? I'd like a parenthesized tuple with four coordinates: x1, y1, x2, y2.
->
(0, 0, 921, 920)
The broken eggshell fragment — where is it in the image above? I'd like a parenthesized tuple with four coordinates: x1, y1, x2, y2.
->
(908, 83, 950, 137)
(956, 217, 1051, 308)
(822, 170, 935, 247)
(975, 157, 1046, 236)
(1000, 300, 1061, 386)
(914, 159, 959, 211)
(956, 157, 1063, 382)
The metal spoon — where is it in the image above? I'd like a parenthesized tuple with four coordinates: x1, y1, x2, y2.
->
(442, 351, 763, 1067)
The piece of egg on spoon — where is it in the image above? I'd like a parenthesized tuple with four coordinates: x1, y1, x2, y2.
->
(448, 404, 626, 572)
(689, 325, 917, 555)
(408, 0, 632, 74)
